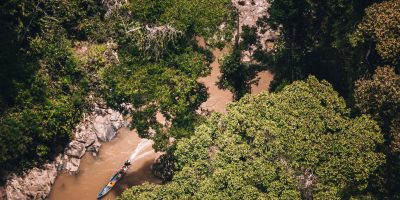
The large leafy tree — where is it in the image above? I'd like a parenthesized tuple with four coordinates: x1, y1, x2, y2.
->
(352, 0, 400, 68)
(218, 26, 262, 100)
(102, 0, 233, 150)
(355, 66, 400, 199)
(121, 76, 384, 199)
(102, 63, 208, 151)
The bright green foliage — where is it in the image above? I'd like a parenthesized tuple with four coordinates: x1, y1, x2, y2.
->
(103, 62, 208, 151)
(355, 66, 400, 199)
(130, 0, 233, 38)
(352, 0, 400, 66)
(120, 77, 384, 199)
(103, 0, 232, 151)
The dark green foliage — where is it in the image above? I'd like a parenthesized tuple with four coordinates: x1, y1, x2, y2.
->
(355, 66, 400, 199)
(102, 16, 215, 151)
(218, 48, 259, 100)
(218, 25, 262, 100)
(239, 25, 258, 49)
(129, 0, 171, 23)
(120, 77, 384, 200)
(0, 0, 106, 172)
(152, 154, 176, 183)
(102, 62, 209, 151)
(260, 0, 382, 98)
(1, 1, 396, 197)
(352, 0, 400, 67)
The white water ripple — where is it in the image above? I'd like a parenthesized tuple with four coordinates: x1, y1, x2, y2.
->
(129, 139, 153, 162)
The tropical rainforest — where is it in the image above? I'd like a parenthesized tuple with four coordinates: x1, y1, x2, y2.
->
(0, 0, 399, 199)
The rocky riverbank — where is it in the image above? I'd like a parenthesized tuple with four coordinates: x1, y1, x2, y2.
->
(3, 104, 128, 200)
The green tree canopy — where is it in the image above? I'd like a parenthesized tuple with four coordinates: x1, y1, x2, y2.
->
(0, 0, 106, 172)
(102, 63, 208, 151)
(120, 76, 384, 199)
(355, 66, 400, 198)
(102, 0, 233, 151)
(218, 26, 262, 100)
(130, 0, 232, 38)
(352, 0, 400, 66)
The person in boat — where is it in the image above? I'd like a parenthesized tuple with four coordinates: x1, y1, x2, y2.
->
(120, 160, 131, 173)
(124, 160, 131, 167)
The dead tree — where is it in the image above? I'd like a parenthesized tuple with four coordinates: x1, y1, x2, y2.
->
(127, 25, 182, 60)
(298, 168, 317, 200)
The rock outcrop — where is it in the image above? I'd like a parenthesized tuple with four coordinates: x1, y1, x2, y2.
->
(4, 104, 128, 199)
(56, 104, 128, 174)
(0, 186, 7, 200)
(5, 164, 57, 200)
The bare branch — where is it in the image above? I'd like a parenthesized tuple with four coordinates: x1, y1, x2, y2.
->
(127, 25, 183, 60)
(101, 0, 128, 18)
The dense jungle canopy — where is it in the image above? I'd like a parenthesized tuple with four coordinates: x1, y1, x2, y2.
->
(0, 0, 399, 199)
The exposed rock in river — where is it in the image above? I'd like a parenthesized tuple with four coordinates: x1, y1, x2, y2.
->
(4, 104, 128, 199)
(64, 141, 86, 159)
(56, 104, 128, 174)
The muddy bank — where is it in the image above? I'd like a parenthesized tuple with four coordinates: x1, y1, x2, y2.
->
(251, 71, 274, 95)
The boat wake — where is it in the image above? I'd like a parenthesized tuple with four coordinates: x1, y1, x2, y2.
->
(128, 139, 153, 162)
(97, 139, 155, 199)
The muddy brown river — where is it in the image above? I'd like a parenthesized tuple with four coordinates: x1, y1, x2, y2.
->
(48, 129, 161, 200)
(49, 45, 272, 200)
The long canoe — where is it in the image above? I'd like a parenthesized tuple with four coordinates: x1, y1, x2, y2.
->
(97, 163, 130, 199)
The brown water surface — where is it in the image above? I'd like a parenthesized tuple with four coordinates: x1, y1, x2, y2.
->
(198, 48, 233, 113)
(251, 71, 273, 95)
(48, 128, 161, 200)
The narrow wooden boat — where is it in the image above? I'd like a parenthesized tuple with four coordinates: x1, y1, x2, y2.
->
(97, 161, 131, 199)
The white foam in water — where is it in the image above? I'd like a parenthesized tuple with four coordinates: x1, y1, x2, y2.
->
(131, 150, 154, 162)
(129, 139, 153, 162)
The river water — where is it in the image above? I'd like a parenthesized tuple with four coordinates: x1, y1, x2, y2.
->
(49, 45, 272, 200)
(48, 128, 161, 200)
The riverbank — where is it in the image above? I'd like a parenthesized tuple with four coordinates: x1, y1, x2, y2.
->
(3, 104, 128, 199)
(48, 128, 161, 199)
